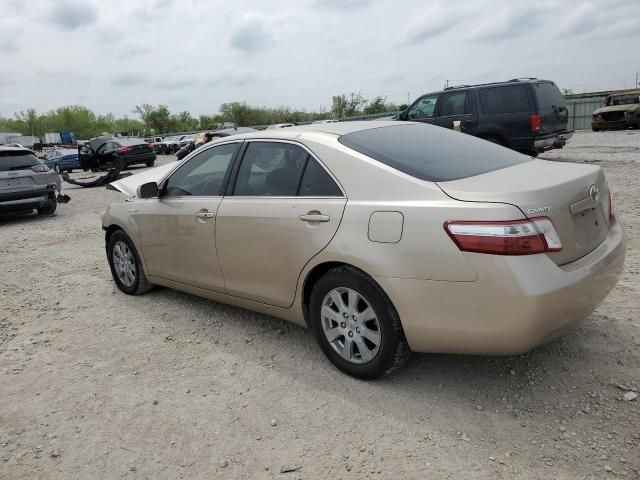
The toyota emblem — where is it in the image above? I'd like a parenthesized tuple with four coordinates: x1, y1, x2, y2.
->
(589, 184, 600, 202)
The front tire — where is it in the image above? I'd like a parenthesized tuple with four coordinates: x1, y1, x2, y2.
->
(145, 160, 155, 167)
(107, 230, 153, 295)
(309, 266, 410, 379)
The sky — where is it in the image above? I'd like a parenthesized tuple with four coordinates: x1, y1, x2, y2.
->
(0, 0, 639, 118)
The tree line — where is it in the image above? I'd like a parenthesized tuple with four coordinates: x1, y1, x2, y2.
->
(0, 95, 405, 140)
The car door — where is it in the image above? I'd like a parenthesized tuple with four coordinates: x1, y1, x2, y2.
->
(136, 142, 241, 292)
(216, 140, 347, 308)
(432, 90, 477, 133)
(402, 93, 440, 124)
(78, 144, 95, 170)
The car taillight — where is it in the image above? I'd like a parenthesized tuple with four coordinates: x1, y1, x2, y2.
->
(31, 165, 49, 173)
(117, 146, 134, 154)
(530, 114, 541, 132)
(608, 189, 615, 220)
(444, 217, 562, 255)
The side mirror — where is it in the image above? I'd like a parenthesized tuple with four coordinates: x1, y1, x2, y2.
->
(137, 181, 159, 199)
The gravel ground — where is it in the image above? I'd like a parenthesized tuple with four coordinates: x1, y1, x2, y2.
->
(1, 131, 638, 480)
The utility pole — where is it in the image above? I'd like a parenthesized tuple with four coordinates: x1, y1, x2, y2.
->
(636, 71, 639, 88)
(407, 92, 410, 105)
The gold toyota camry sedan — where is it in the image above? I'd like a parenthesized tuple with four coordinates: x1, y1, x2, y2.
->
(102, 121, 626, 379)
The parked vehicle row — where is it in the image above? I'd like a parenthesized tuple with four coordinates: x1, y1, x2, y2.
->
(103, 121, 625, 379)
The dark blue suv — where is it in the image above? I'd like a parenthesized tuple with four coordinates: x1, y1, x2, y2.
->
(398, 78, 573, 156)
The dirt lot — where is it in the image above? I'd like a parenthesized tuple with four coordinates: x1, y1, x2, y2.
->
(1, 131, 638, 480)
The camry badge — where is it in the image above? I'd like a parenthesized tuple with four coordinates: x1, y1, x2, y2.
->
(589, 184, 600, 203)
(526, 206, 550, 215)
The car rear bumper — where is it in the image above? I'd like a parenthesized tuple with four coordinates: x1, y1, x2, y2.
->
(0, 186, 55, 212)
(376, 219, 626, 355)
(533, 130, 574, 152)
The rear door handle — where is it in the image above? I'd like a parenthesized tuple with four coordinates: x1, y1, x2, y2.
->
(299, 214, 330, 222)
(195, 212, 214, 218)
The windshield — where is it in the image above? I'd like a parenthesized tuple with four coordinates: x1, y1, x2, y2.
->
(607, 94, 640, 106)
(338, 124, 529, 182)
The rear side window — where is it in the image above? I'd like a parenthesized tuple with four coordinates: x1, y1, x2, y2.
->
(338, 124, 529, 182)
(299, 158, 342, 196)
(0, 152, 43, 171)
(533, 82, 566, 110)
(479, 85, 530, 114)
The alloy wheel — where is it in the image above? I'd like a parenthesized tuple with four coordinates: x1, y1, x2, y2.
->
(321, 287, 381, 364)
(112, 240, 136, 288)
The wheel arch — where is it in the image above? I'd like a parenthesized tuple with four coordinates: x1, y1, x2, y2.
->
(104, 224, 124, 248)
(301, 261, 389, 328)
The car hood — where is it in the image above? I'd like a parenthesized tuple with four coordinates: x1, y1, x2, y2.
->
(593, 104, 640, 114)
(109, 161, 178, 197)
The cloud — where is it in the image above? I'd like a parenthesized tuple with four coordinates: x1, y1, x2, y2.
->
(229, 14, 274, 53)
(154, 78, 196, 90)
(111, 74, 148, 87)
(313, 0, 371, 9)
(116, 44, 152, 58)
(0, 24, 21, 53)
(402, 5, 457, 45)
(49, 1, 98, 31)
(471, 8, 546, 42)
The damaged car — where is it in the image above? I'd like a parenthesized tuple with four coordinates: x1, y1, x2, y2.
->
(79, 136, 156, 172)
(592, 91, 640, 131)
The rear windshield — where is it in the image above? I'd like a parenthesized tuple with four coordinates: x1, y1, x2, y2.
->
(533, 82, 566, 110)
(0, 151, 43, 171)
(338, 124, 529, 182)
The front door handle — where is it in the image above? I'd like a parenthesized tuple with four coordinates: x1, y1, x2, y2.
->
(195, 211, 214, 218)
(299, 213, 330, 222)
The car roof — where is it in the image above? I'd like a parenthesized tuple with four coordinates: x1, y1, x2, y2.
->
(222, 121, 403, 141)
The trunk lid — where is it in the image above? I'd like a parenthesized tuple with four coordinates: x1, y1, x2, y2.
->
(437, 160, 610, 265)
(531, 81, 569, 135)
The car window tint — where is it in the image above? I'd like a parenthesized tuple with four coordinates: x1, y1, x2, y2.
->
(299, 158, 342, 196)
(338, 124, 529, 182)
(479, 85, 530, 114)
(407, 94, 438, 119)
(0, 152, 43, 171)
(439, 92, 467, 116)
(165, 143, 239, 197)
(234, 142, 307, 196)
(533, 82, 566, 110)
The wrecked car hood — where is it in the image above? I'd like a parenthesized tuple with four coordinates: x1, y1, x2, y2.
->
(109, 161, 178, 197)
(593, 104, 640, 115)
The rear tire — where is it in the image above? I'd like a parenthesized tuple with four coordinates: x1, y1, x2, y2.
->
(483, 135, 504, 147)
(107, 230, 153, 295)
(309, 266, 410, 379)
(37, 195, 57, 216)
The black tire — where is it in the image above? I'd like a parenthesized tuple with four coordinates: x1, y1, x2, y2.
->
(37, 195, 57, 216)
(145, 160, 155, 167)
(592, 127, 600, 132)
(115, 157, 127, 172)
(107, 230, 154, 295)
(309, 266, 410, 379)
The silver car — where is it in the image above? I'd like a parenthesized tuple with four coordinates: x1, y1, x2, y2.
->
(0, 146, 61, 215)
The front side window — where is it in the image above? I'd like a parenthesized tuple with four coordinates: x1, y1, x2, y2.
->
(234, 142, 308, 196)
(164, 142, 239, 197)
(406, 94, 439, 120)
